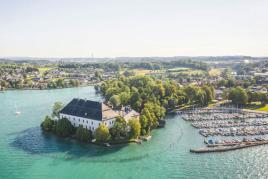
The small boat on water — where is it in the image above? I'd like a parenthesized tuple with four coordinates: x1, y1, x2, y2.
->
(104, 143, 111, 147)
(15, 111, 21, 115)
(14, 103, 21, 116)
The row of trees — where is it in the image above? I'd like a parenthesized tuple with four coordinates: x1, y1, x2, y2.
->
(41, 116, 141, 143)
(41, 116, 92, 142)
(0, 78, 80, 89)
(59, 60, 209, 72)
(225, 86, 268, 105)
(79, 116, 141, 143)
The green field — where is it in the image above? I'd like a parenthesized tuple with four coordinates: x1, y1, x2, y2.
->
(208, 68, 221, 77)
(256, 104, 268, 112)
(38, 67, 52, 74)
(167, 67, 189, 72)
(167, 67, 207, 76)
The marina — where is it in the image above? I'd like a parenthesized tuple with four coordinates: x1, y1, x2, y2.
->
(179, 107, 268, 153)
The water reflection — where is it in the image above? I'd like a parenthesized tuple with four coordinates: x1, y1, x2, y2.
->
(10, 127, 151, 163)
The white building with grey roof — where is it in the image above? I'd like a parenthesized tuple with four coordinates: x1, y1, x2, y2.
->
(59, 98, 139, 131)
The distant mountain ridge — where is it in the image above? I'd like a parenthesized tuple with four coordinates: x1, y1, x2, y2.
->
(0, 56, 268, 63)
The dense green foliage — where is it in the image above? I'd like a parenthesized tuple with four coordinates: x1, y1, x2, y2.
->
(97, 75, 215, 134)
(140, 102, 165, 134)
(40, 115, 55, 132)
(128, 119, 141, 139)
(109, 95, 121, 108)
(58, 60, 209, 71)
(94, 124, 111, 142)
(52, 102, 64, 118)
(75, 125, 91, 143)
(247, 91, 268, 105)
(109, 116, 128, 140)
(55, 118, 74, 137)
(228, 87, 248, 105)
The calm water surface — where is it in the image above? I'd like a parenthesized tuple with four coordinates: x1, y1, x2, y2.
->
(0, 86, 267, 179)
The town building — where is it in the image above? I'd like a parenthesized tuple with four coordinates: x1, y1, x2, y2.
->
(59, 98, 139, 131)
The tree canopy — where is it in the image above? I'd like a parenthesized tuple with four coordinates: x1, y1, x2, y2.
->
(75, 125, 91, 143)
(41, 115, 55, 132)
(55, 118, 74, 137)
(52, 102, 64, 118)
(94, 124, 111, 142)
(96, 75, 215, 135)
(228, 87, 248, 105)
(109, 116, 128, 140)
(128, 118, 141, 139)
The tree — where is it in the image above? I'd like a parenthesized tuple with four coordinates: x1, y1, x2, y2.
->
(109, 116, 128, 140)
(139, 114, 148, 135)
(110, 95, 121, 107)
(227, 79, 235, 88)
(140, 102, 165, 133)
(202, 85, 215, 105)
(128, 119, 141, 139)
(56, 118, 74, 137)
(228, 87, 248, 105)
(218, 79, 227, 87)
(56, 78, 65, 88)
(119, 92, 130, 106)
(70, 79, 80, 87)
(184, 85, 199, 103)
(41, 115, 54, 132)
(52, 102, 63, 118)
(75, 125, 91, 143)
(94, 124, 111, 142)
(0, 80, 8, 88)
(222, 68, 232, 79)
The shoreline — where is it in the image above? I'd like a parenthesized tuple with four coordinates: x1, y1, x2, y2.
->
(0, 84, 96, 92)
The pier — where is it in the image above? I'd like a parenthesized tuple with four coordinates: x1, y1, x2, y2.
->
(190, 140, 268, 153)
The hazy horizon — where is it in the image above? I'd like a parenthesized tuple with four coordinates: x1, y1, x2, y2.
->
(1, 0, 268, 58)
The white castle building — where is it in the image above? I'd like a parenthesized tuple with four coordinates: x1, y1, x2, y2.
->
(59, 98, 139, 131)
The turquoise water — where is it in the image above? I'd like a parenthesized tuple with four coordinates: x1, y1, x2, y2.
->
(0, 86, 267, 179)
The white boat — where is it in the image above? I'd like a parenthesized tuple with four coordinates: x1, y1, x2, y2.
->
(15, 111, 21, 115)
(15, 103, 21, 116)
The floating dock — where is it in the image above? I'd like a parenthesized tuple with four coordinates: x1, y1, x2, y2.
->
(190, 141, 268, 153)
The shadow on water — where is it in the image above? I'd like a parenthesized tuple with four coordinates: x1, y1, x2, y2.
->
(10, 127, 150, 163)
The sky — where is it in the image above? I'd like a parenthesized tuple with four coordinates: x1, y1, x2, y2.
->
(0, 0, 268, 58)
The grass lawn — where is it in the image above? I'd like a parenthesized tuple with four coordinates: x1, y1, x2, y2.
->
(38, 67, 52, 74)
(167, 67, 189, 72)
(209, 68, 221, 77)
(175, 69, 206, 76)
(167, 67, 206, 76)
(256, 104, 268, 112)
(244, 102, 268, 112)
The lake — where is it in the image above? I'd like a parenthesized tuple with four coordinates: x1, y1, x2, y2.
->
(0, 86, 267, 179)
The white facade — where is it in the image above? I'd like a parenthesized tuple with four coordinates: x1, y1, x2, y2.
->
(59, 113, 116, 131)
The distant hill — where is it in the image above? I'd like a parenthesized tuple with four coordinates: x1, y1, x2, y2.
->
(1, 56, 268, 63)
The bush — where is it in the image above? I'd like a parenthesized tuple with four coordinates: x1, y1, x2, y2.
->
(41, 115, 54, 132)
(94, 124, 111, 142)
(75, 125, 91, 143)
(56, 118, 74, 137)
